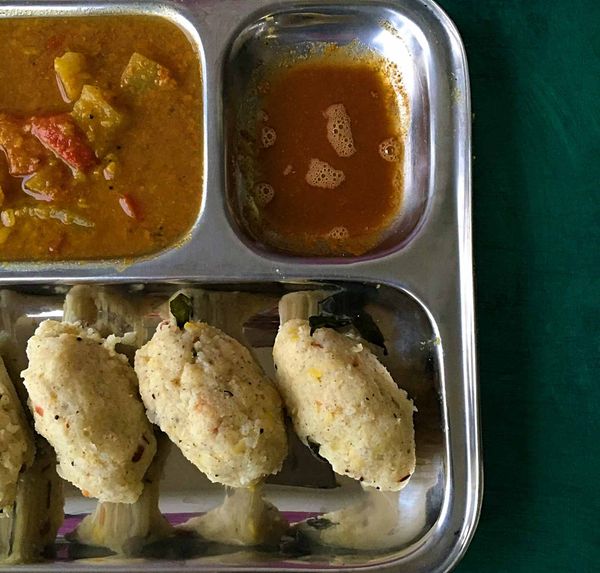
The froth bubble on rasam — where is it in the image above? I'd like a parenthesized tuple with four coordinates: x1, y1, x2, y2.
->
(253, 182, 275, 206)
(378, 137, 401, 162)
(261, 126, 277, 148)
(324, 103, 356, 158)
(305, 158, 345, 189)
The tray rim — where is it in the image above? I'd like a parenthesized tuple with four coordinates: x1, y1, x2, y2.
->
(0, 1, 481, 572)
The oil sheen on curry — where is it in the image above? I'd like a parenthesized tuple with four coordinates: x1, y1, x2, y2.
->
(236, 53, 405, 257)
(0, 17, 202, 261)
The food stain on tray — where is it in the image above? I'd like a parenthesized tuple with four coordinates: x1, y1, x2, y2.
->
(0, 16, 203, 262)
(232, 45, 408, 257)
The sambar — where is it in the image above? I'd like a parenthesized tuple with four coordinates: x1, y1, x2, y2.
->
(0, 16, 203, 261)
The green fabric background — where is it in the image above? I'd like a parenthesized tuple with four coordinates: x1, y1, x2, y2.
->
(438, 1, 599, 571)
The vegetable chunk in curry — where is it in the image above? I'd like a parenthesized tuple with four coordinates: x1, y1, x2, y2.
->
(0, 17, 203, 261)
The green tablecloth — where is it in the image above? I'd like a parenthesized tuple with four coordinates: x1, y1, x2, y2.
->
(438, 1, 599, 571)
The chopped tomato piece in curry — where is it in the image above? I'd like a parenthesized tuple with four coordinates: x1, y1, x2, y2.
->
(0, 114, 46, 176)
(30, 114, 97, 173)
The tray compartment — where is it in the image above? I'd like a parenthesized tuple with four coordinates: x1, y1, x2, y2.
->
(0, 1, 208, 270)
(223, 3, 432, 261)
(0, 280, 445, 567)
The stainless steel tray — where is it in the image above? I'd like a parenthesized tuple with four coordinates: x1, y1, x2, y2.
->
(0, 1, 479, 572)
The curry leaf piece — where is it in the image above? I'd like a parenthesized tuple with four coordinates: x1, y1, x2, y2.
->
(308, 288, 387, 353)
(169, 293, 192, 329)
(352, 313, 388, 355)
(318, 290, 367, 318)
(308, 314, 352, 336)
